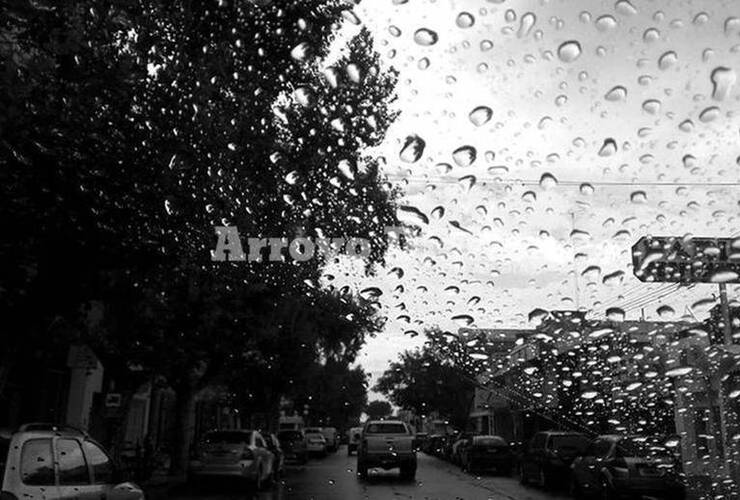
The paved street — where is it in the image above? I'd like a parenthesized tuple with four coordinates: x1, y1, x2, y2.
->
(167, 446, 569, 500)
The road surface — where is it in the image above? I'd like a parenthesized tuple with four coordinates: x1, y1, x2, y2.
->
(167, 446, 570, 500)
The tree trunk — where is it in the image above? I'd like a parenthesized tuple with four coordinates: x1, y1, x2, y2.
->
(171, 383, 197, 475)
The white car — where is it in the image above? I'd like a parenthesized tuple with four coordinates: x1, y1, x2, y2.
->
(188, 430, 276, 490)
(304, 430, 328, 457)
(0, 424, 144, 500)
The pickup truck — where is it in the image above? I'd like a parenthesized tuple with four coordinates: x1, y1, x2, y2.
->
(357, 420, 417, 480)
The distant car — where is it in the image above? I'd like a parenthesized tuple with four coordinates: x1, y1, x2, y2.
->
(413, 432, 429, 452)
(460, 435, 514, 475)
(304, 429, 328, 457)
(347, 427, 363, 455)
(263, 433, 284, 477)
(519, 431, 590, 488)
(0, 423, 144, 500)
(277, 430, 308, 464)
(571, 435, 685, 500)
(357, 420, 416, 480)
(188, 429, 276, 491)
(321, 427, 338, 452)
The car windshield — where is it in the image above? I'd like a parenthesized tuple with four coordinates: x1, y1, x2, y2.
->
(551, 435, 590, 452)
(365, 423, 408, 434)
(617, 438, 673, 458)
(474, 436, 507, 447)
(203, 431, 252, 444)
(278, 431, 303, 441)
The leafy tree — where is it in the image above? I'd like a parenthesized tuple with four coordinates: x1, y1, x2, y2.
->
(374, 330, 477, 429)
(365, 400, 392, 420)
(1, 0, 400, 472)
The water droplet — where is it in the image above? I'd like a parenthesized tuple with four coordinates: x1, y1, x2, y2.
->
(456, 12, 475, 28)
(699, 106, 720, 122)
(388, 25, 402, 37)
(469, 106, 493, 126)
(579, 183, 595, 196)
(711, 67, 736, 101)
(615, 0, 637, 16)
(710, 270, 739, 283)
(595, 15, 617, 31)
(693, 12, 709, 25)
(418, 57, 430, 70)
(642, 99, 661, 114)
(397, 206, 429, 226)
(643, 27, 660, 43)
(666, 367, 693, 377)
(557, 40, 582, 62)
(605, 85, 627, 102)
(539, 173, 558, 189)
(290, 42, 311, 61)
(452, 314, 474, 326)
(678, 119, 694, 132)
(341, 10, 361, 25)
(606, 307, 625, 322)
(518, 12, 536, 37)
(452, 145, 477, 167)
(658, 51, 677, 70)
(630, 190, 647, 203)
(400, 135, 426, 163)
(598, 138, 618, 157)
(657, 305, 675, 318)
(414, 28, 439, 46)
(480, 40, 494, 51)
(294, 87, 314, 107)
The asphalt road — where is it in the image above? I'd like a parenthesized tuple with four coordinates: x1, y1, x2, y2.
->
(167, 446, 571, 500)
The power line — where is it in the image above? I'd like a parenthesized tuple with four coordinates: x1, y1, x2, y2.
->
(385, 174, 740, 188)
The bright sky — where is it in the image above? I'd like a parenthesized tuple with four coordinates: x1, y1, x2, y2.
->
(325, 0, 740, 386)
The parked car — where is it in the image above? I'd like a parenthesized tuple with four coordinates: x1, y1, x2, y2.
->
(320, 427, 338, 452)
(571, 435, 685, 500)
(357, 420, 416, 480)
(263, 433, 284, 477)
(519, 431, 590, 488)
(460, 435, 514, 475)
(426, 434, 446, 456)
(188, 429, 276, 490)
(304, 429, 328, 457)
(0, 423, 144, 500)
(450, 432, 474, 465)
(277, 429, 308, 464)
(413, 432, 429, 452)
(347, 427, 363, 455)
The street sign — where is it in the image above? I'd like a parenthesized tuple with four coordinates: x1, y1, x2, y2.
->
(632, 236, 740, 283)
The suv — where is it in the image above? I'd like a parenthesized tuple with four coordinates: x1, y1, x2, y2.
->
(571, 435, 685, 500)
(357, 420, 416, 480)
(519, 431, 590, 488)
(0, 423, 144, 500)
(277, 430, 308, 464)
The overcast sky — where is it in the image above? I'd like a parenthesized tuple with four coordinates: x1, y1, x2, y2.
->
(325, 0, 740, 386)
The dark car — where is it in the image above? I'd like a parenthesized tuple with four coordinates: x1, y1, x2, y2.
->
(460, 435, 514, 475)
(571, 435, 685, 500)
(277, 430, 308, 464)
(413, 432, 429, 452)
(519, 431, 590, 488)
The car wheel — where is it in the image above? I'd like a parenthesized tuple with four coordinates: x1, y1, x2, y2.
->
(600, 477, 616, 500)
(400, 464, 416, 481)
(357, 460, 368, 480)
(570, 477, 584, 500)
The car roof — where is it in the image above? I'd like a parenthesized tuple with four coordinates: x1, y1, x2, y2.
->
(540, 431, 586, 436)
(365, 420, 404, 425)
